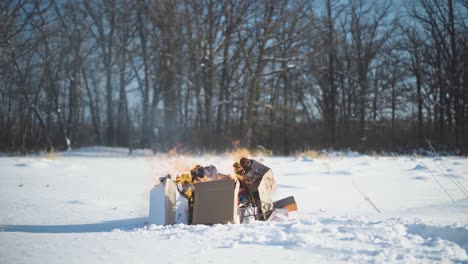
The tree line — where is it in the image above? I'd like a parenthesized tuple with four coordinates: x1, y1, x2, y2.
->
(1, 0, 467, 154)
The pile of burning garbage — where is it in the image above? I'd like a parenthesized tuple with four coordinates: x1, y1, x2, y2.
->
(149, 158, 297, 225)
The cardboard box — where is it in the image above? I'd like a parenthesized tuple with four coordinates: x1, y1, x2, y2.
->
(244, 160, 277, 220)
(149, 178, 189, 225)
(192, 179, 240, 225)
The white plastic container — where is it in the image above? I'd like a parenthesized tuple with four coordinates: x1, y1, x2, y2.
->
(149, 178, 189, 225)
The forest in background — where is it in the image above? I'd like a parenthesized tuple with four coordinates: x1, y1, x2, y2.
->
(1, 0, 467, 154)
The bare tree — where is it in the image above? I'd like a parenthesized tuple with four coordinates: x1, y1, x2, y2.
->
(349, 0, 395, 146)
(1, 0, 466, 154)
(84, 0, 117, 146)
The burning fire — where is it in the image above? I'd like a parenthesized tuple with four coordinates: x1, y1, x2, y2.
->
(168, 141, 183, 155)
(230, 148, 251, 162)
(230, 139, 251, 161)
(175, 166, 235, 196)
(174, 158, 254, 210)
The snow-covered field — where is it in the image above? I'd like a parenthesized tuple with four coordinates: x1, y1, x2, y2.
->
(1, 147, 467, 263)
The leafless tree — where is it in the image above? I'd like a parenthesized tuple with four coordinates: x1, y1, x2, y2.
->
(0, 0, 466, 154)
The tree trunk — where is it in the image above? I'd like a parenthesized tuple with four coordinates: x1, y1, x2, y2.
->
(391, 76, 396, 149)
(117, 44, 129, 146)
(448, 0, 462, 148)
(82, 65, 101, 144)
(436, 47, 445, 142)
(216, 25, 232, 135)
(416, 71, 423, 144)
(327, 0, 336, 148)
(137, 9, 151, 148)
(67, 41, 81, 147)
(105, 4, 116, 146)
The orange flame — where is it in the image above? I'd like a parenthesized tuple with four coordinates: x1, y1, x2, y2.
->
(229, 139, 251, 161)
(168, 141, 183, 155)
(230, 148, 251, 161)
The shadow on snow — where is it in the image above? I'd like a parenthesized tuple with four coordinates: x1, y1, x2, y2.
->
(0, 217, 147, 234)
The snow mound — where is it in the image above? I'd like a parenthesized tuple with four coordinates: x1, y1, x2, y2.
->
(406, 223, 468, 252)
(15, 161, 51, 169)
(135, 217, 468, 262)
(409, 164, 428, 171)
(412, 176, 429, 181)
(357, 161, 374, 166)
(297, 156, 314, 162)
(325, 169, 355, 176)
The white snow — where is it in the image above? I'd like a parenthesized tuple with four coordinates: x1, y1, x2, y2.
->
(1, 148, 468, 263)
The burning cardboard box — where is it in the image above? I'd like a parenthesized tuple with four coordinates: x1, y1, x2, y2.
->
(150, 158, 284, 225)
(234, 158, 277, 221)
(192, 179, 240, 225)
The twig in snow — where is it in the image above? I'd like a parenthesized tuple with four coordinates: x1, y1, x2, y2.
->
(437, 162, 468, 198)
(419, 161, 455, 202)
(352, 180, 381, 213)
(425, 138, 468, 198)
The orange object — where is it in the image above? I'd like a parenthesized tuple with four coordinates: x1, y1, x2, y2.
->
(283, 203, 298, 212)
(273, 196, 297, 212)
